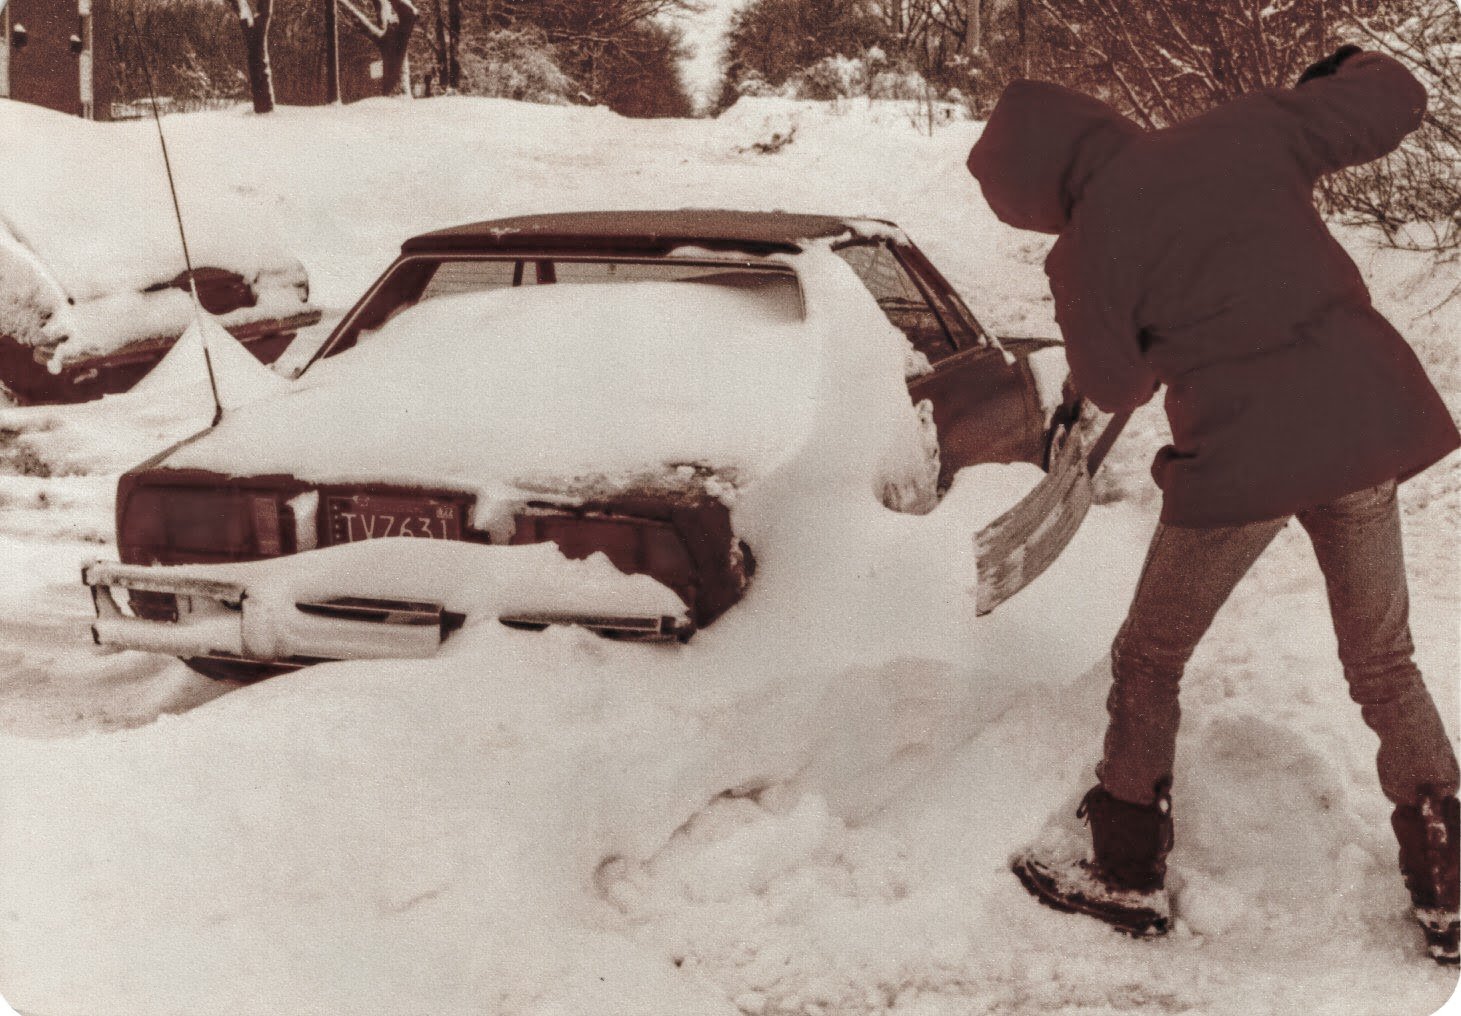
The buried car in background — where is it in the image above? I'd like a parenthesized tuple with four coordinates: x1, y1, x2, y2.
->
(0, 98, 321, 405)
(0, 261, 321, 405)
(84, 210, 1111, 681)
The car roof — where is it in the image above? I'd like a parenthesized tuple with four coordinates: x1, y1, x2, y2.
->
(400, 210, 895, 257)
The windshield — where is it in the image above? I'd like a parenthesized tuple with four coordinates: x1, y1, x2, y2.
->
(306, 254, 804, 368)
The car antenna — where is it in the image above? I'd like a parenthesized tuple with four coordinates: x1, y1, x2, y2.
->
(128, 12, 225, 427)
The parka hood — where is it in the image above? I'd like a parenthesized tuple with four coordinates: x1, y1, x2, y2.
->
(967, 79, 1141, 234)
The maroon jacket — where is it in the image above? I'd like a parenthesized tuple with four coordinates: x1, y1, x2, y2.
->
(967, 54, 1459, 527)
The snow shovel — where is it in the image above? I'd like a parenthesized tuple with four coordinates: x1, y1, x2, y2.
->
(973, 410, 1131, 615)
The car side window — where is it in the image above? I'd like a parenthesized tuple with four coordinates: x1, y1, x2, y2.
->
(891, 244, 989, 350)
(419, 259, 526, 299)
(834, 242, 957, 363)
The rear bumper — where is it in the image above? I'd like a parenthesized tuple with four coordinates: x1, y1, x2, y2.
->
(83, 559, 692, 673)
(85, 561, 449, 664)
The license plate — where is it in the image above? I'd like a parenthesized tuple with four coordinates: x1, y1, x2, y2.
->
(325, 494, 462, 543)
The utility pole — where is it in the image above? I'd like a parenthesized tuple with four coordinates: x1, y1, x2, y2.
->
(324, 0, 340, 103)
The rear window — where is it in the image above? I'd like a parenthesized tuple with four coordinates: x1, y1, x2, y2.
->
(320, 255, 803, 361)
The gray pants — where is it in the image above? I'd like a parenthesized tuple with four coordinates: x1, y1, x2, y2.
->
(1099, 480, 1459, 808)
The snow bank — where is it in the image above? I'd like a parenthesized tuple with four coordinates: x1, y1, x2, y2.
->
(0, 100, 312, 365)
(0, 94, 1452, 1016)
(0, 138, 1118, 1011)
(0, 467, 1140, 1016)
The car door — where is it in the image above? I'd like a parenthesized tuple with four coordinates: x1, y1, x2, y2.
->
(835, 239, 1049, 488)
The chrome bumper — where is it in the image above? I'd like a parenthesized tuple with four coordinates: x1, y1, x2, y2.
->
(83, 560, 691, 668)
(84, 561, 448, 663)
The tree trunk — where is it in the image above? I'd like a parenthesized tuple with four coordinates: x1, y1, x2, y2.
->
(237, 0, 275, 114)
(380, 25, 412, 95)
(963, 0, 981, 58)
(340, 0, 418, 97)
(430, 0, 459, 92)
(446, 0, 460, 90)
(377, 0, 415, 96)
(1017, 0, 1030, 77)
(324, 0, 340, 103)
(432, 0, 448, 91)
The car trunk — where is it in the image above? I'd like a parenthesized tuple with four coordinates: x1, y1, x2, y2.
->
(116, 468, 752, 637)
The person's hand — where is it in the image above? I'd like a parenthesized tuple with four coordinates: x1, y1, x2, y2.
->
(1297, 44, 1363, 86)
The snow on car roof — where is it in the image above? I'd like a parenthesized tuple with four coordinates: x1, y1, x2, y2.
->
(402, 209, 901, 257)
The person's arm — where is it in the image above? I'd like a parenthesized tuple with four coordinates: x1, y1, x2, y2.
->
(1045, 240, 1156, 415)
(1273, 48, 1427, 176)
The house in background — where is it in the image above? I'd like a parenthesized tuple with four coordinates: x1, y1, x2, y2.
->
(0, 0, 112, 119)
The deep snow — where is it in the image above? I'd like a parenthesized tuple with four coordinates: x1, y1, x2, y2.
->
(0, 95, 1454, 1016)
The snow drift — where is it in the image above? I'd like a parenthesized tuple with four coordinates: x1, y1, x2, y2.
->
(0, 94, 1453, 1016)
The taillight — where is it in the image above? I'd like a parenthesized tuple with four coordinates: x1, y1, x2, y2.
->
(118, 480, 290, 564)
(510, 510, 696, 602)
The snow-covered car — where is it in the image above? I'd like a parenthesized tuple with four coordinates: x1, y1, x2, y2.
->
(0, 258, 321, 405)
(0, 99, 321, 404)
(84, 210, 1105, 681)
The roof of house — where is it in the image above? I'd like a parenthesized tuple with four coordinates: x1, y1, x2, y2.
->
(401, 210, 892, 257)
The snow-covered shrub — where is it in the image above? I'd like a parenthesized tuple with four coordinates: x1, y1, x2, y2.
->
(108, 0, 247, 107)
(761, 48, 950, 109)
(793, 54, 870, 100)
(458, 29, 575, 105)
(868, 66, 933, 100)
(731, 70, 781, 99)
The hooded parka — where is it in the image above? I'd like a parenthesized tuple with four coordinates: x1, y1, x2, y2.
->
(967, 54, 1460, 527)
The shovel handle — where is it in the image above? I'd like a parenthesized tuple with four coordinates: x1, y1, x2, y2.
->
(1085, 410, 1132, 475)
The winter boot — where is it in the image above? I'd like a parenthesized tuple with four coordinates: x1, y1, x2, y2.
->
(1011, 782, 1174, 937)
(1391, 789, 1459, 966)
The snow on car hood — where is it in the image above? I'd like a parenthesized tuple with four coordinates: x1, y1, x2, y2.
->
(0, 100, 311, 364)
(161, 276, 824, 508)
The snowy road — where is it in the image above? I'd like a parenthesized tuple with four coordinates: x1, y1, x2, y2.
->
(0, 98, 1455, 1015)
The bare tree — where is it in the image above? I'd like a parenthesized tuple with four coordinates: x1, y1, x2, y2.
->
(416, 0, 463, 93)
(491, 0, 699, 112)
(1321, 0, 1461, 254)
(110, 0, 247, 109)
(1033, 0, 1335, 127)
(233, 0, 275, 112)
(339, 0, 418, 96)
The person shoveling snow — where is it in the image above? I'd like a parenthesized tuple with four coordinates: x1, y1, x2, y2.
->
(966, 45, 1460, 963)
